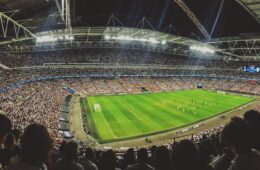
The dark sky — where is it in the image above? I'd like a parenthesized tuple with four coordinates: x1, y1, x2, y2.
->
(74, 0, 260, 39)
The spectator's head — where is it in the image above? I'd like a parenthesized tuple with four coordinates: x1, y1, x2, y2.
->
(154, 146, 171, 170)
(221, 117, 251, 154)
(99, 150, 117, 170)
(11, 129, 21, 143)
(84, 147, 96, 161)
(124, 148, 136, 163)
(63, 141, 79, 160)
(137, 148, 149, 164)
(244, 110, 260, 127)
(0, 114, 12, 144)
(4, 133, 16, 149)
(171, 139, 199, 170)
(21, 124, 53, 166)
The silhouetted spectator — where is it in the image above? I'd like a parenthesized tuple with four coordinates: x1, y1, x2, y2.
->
(0, 114, 12, 149)
(244, 110, 260, 150)
(211, 137, 234, 170)
(78, 147, 98, 170)
(154, 146, 171, 170)
(221, 117, 260, 170)
(148, 145, 157, 167)
(0, 134, 16, 167)
(99, 149, 120, 170)
(121, 148, 137, 170)
(11, 129, 21, 156)
(171, 139, 200, 170)
(127, 148, 154, 170)
(198, 142, 213, 170)
(54, 141, 83, 170)
(8, 124, 53, 170)
(52, 141, 67, 165)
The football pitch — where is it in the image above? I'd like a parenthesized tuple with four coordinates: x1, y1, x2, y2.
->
(82, 90, 254, 143)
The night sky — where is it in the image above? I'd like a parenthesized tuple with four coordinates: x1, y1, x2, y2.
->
(74, 0, 260, 39)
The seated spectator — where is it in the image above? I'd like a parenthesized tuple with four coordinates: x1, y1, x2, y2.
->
(121, 148, 137, 170)
(127, 148, 154, 170)
(244, 110, 260, 151)
(8, 124, 53, 170)
(154, 146, 171, 170)
(171, 139, 200, 170)
(221, 117, 260, 170)
(0, 114, 12, 149)
(78, 147, 98, 170)
(99, 149, 120, 170)
(54, 140, 83, 170)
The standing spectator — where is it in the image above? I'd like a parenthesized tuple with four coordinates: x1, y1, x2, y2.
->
(54, 141, 83, 170)
(221, 117, 260, 170)
(171, 140, 200, 170)
(8, 124, 53, 170)
(127, 148, 154, 170)
(78, 147, 98, 170)
(154, 146, 171, 170)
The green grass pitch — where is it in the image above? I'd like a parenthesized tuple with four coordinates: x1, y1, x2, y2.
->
(82, 89, 254, 143)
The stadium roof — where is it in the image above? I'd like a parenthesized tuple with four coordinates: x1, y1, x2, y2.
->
(0, 0, 259, 40)
(235, 0, 260, 24)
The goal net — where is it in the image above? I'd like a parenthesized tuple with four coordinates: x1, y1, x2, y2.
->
(94, 104, 101, 112)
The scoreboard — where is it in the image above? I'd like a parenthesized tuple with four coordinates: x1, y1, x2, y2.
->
(243, 66, 260, 73)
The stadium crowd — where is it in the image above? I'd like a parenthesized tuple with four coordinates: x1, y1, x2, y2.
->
(0, 109, 260, 170)
(1, 76, 260, 145)
(1, 48, 260, 68)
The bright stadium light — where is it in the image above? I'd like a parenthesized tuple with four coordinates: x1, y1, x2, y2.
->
(36, 35, 57, 43)
(36, 35, 74, 43)
(104, 35, 111, 40)
(104, 34, 163, 45)
(161, 40, 167, 45)
(190, 45, 215, 54)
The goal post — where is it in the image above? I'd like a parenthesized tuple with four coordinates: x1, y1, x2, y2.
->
(94, 104, 101, 112)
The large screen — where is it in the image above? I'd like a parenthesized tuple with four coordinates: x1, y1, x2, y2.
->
(243, 66, 260, 73)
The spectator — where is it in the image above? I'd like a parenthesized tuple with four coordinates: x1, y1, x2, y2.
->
(51, 141, 67, 165)
(244, 110, 260, 151)
(11, 129, 21, 156)
(54, 141, 83, 170)
(121, 148, 137, 170)
(148, 145, 157, 168)
(154, 146, 171, 170)
(211, 135, 234, 170)
(0, 114, 12, 149)
(221, 117, 260, 170)
(8, 124, 53, 170)
(127, 148, 154, 170)
(171, 140, 200, 170)
(78, 147, 98, 170)
(0, 134, 16, 167)
(99, 150, 120, 170)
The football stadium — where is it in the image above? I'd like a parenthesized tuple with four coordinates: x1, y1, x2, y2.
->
(0, 0, 260, 169)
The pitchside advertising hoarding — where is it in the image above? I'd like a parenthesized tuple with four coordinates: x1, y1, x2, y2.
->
(243, 66, 260, 73)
